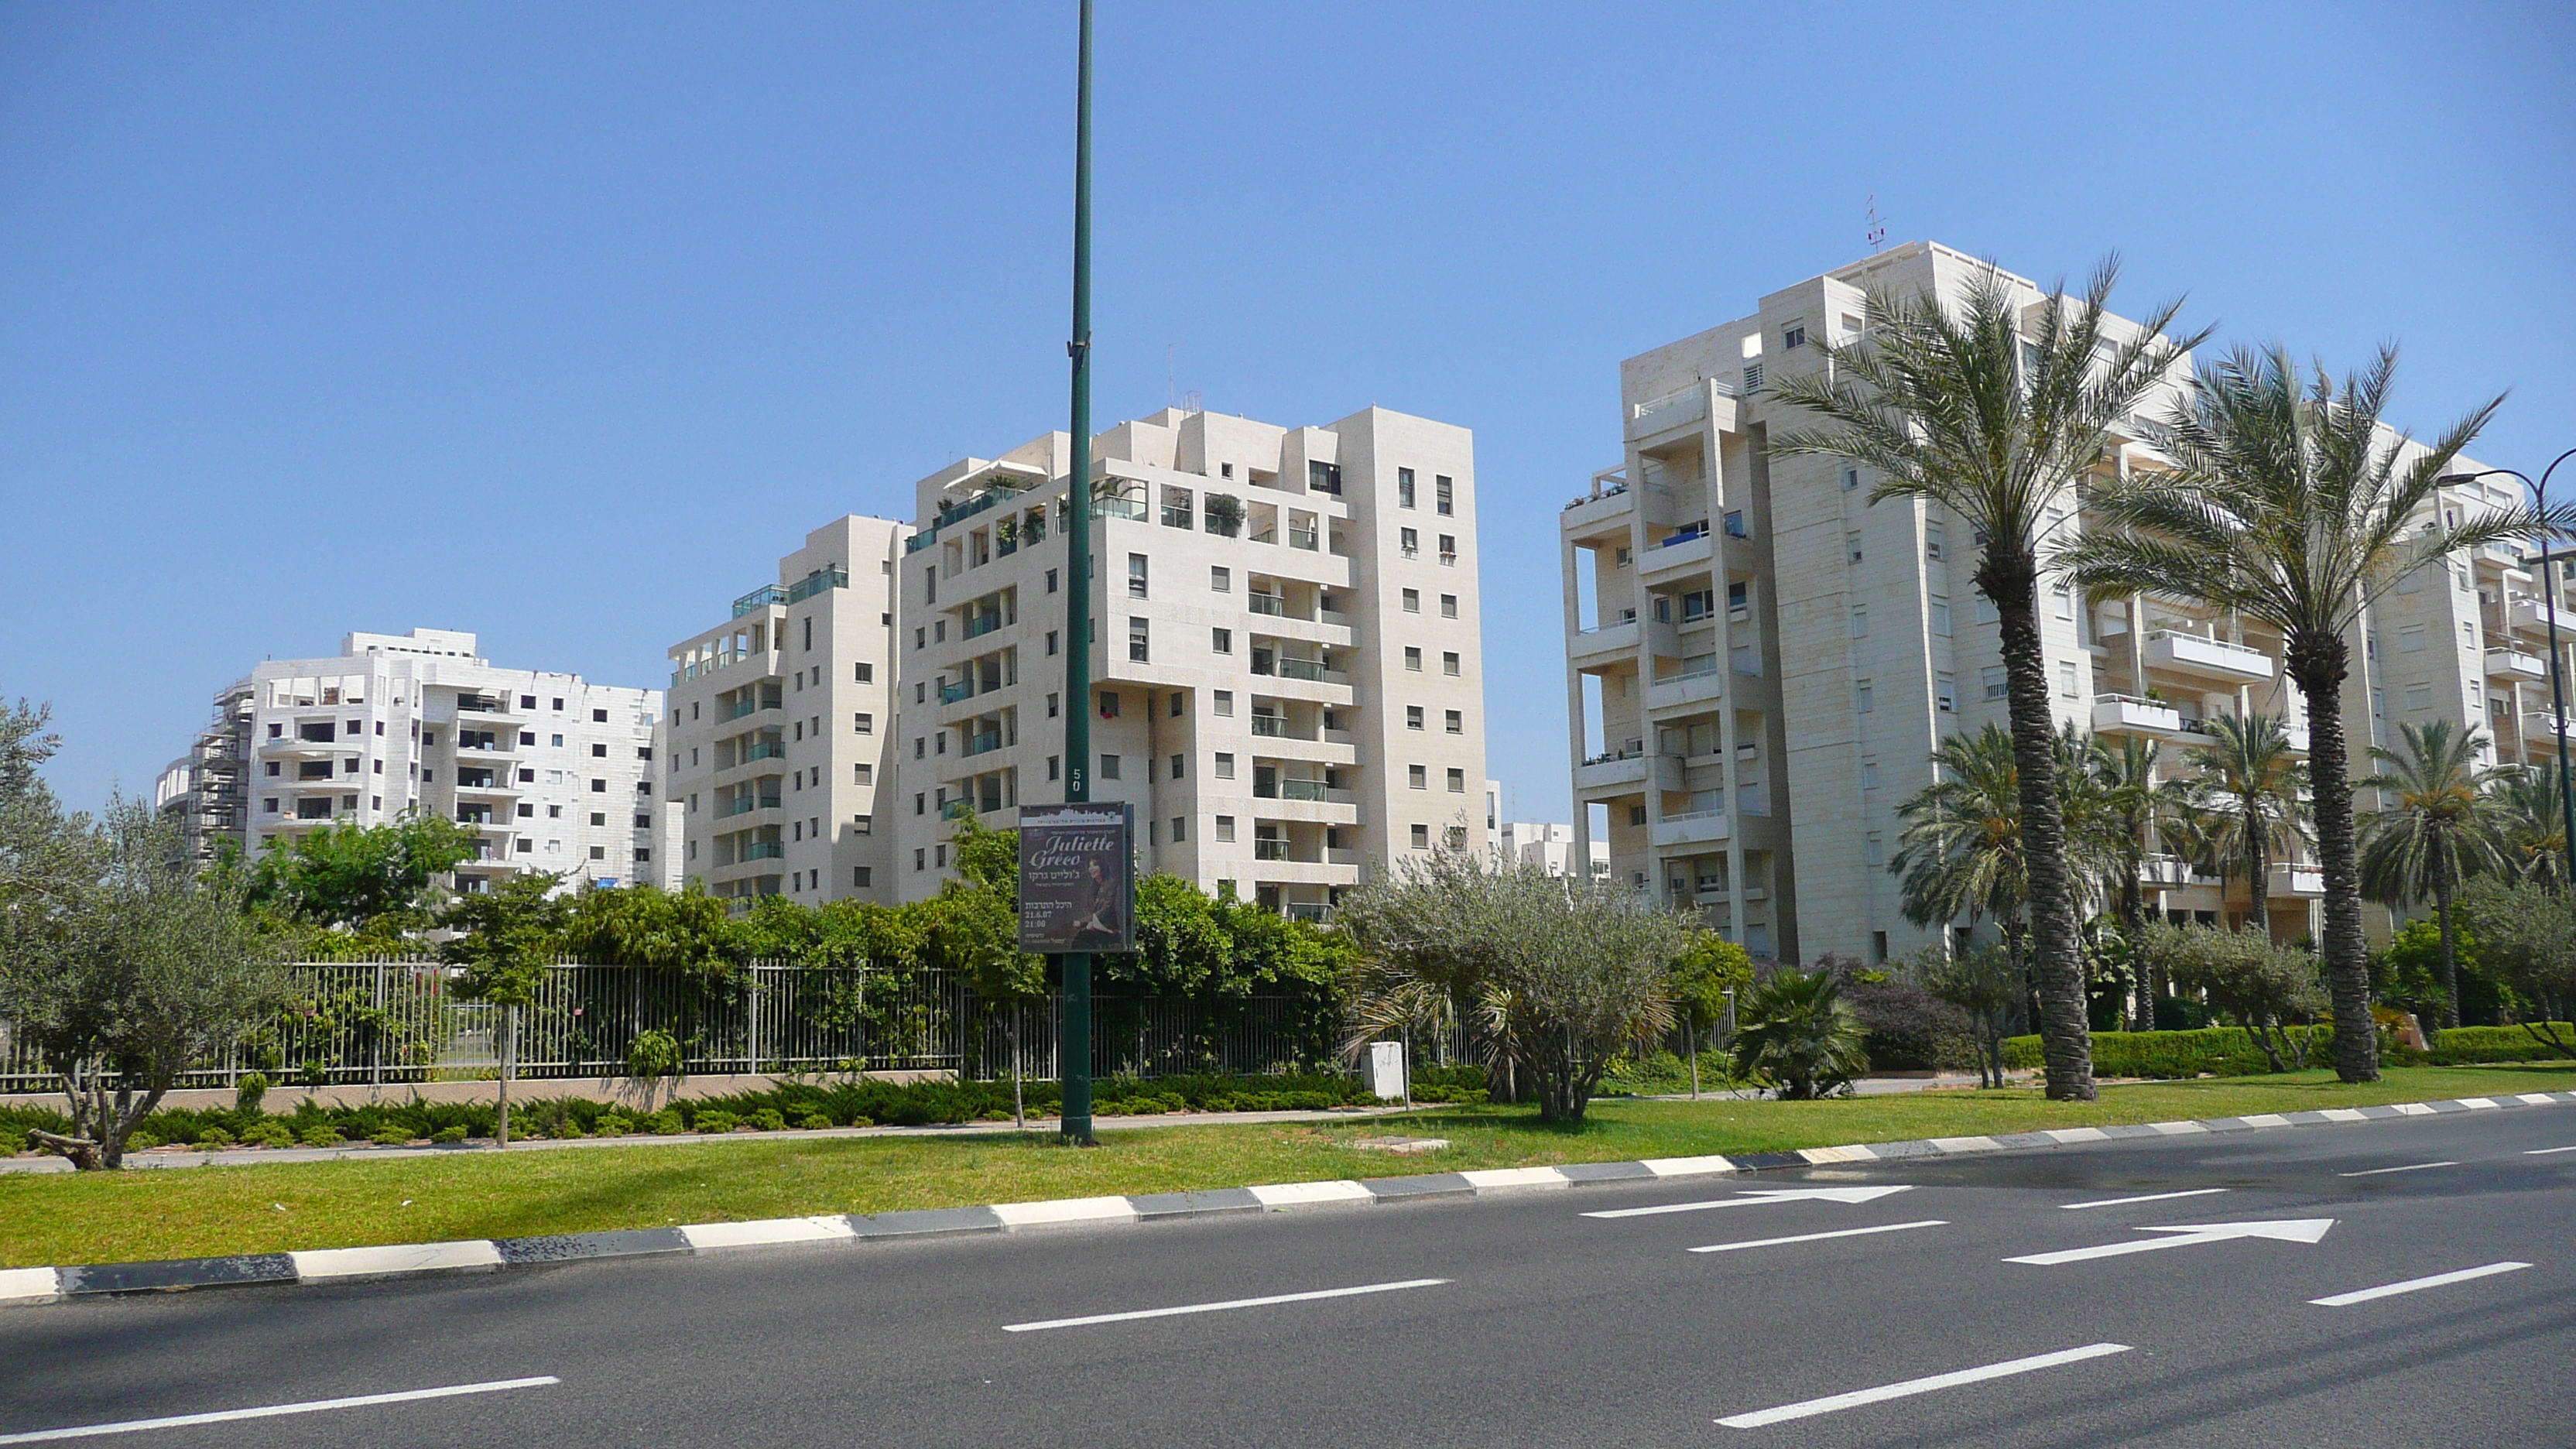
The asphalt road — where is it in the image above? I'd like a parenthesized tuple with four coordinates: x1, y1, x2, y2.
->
(4, 1106, 2571, 1447)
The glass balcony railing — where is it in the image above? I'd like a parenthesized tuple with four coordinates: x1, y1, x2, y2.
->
(721, 796, 781, 817)
(1275, 657, 1327, 681)
(783, 565, 847, 606)
(1254, 839, 1291, 861)
(963, 613, 1005, 639)
(963, 731, 1004, 757)
(939, 680, 975, 704)
(741, 741, 786, 764)
(1277, 779, 1331, 801)
(1250, 715, 1290, 737)
(729, 697, 780, 720)
(940, 800, 976, 820)
(742, 841, 785, 861)
(1247, 594, 1287, 616)
(1289, 528, 1320, 551)
(730, 584, 786, 618)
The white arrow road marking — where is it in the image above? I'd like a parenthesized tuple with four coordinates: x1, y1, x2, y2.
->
(1583, 1186, 1916, 1219)
(2006, 1218, 2335, 1266)
(2311, 1262, 2533, 1307)
(1690, 1220, 1947, 1254)
(2061, 1187, 2230, 1210)
(1002, 1277, 1446, 1332)
(1716, 1342, 2132, 1429)
(0, 1377, 559, 1444)
(2338, 1161, 2458, 1177)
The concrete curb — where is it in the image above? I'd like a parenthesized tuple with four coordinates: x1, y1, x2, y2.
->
(7, 1088, 2571, 1309)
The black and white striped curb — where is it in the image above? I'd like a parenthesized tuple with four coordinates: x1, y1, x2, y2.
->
(6, 1089, 2567, 1308)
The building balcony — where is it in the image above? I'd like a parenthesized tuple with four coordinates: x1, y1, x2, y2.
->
(2138, 857, 2194, 888)
(452, 777, 519, 796)
(1651, 810, 1731, 849)
(1638, 531, 1714, 580)
(2143, 629, 2275, 680)
(2268, 863, 2324, 898)
(721, 795, 783, 817)
(740, 841, 786, 862)
(728, 697, 781, 721)
(2507, 597, 2575, 635)
(2486, 648, 2547, 682)
(2527, 711, 2576, 742)
(1645, 667, 1724, 714)
(1560, 483, 1636, 539)
(1569, 620, 1639, 670)
(1575, 751, 1647, 793)
(2091, 693, 2184, 737)
(962, 731, 1006, 757)
(1242, 857, 1358, 887)
(939, 680, 975, 705)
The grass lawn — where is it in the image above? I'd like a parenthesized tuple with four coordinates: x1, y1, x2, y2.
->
(6, 1064, 2571, 1270)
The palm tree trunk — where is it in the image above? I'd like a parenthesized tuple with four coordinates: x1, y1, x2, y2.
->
(2245, 804, 2270, 939)
(1994, 586, 2097, 1101)
(2290, 637, 2379, 1083)
(2433, 854, 2461, 1032)
(2122, 850, 2152, 1032)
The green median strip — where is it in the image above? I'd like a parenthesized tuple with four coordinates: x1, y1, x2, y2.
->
(4, 1064, 2570, 1271)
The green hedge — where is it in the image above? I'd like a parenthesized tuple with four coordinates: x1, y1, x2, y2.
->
(0, 1067, 1401, 1153)
(2002, 1023, 2576, 1079)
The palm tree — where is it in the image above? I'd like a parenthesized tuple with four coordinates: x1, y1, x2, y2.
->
(2063, 344, 2550, 1082)
(2089, 734, 2195, 1027)
(1769, 258, 2204, 1102)
(1892, 724, 2033, 970)
(2489, 762, 2568, 890)
(2359, 720, 2508, 1031)
(2181, 712, 2311, 940)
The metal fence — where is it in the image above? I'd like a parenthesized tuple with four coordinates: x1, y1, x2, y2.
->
(0, 960, 1344, 1094)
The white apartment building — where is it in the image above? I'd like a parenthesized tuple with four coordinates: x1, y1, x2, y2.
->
(162, 629, 673, 892)
(891, 405, 1487, 917)
(1564, 241, 2530, 963)
(664, 516, 909, 906)
(1495, 819, 1609, 879)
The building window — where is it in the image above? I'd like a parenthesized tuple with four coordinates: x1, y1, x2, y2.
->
(1170, 752, 1186, 780)
(1850, 608, 1868, 639)
(1925, 523, 1944, 561)
(1403, 587, 1420, 613)
(1855, 680, 1874, 713)
(1437, 534, 1456, 564)
(2053, 584, 2074, 620)
(1865, 831, 1885, 866)
(591, 778, 607, 793)
(1045, 567, 1059, 594)
(1211, 566, 1229, 592)
(854, 763, 872, 786)
(1405, 647, 1423, 672)
(1783, 322, 1807, 350)
(1400, 526, 1420, 558)
(915, 848, 926, 871)
(1406, 706, 1424, 730)
(1170, 690, 1186, 718)
(2059, 661, 2079, 698)
(1410, 823, 1430, 849)
(1930, 601, 1952, 636)
(1048, 755, 1060, 781)
(1129, 616, 1150, 663)
(1434, 475, 1454, 516)
(1046, 630, 1060, 656)
(1100, 754, 1122, 780)
(936, 844, 947, 868)
(1862, 759, 1880, 790)
(1982, 665, 2008, 701)
(852, 866, 872, 888)
(1847, 531, 1863, 564)
(1397, 468, 1416, 509)
(853, 712, 872, 734)
(1440, 593, 1458, 618)
(1410, 764, 1428, 790)
(1047, 692, 1060, 718)
(1216, 815, 1236, 841)
(1842, 466, 1859, 491)
(853, 812, 872, 834)
(2404, 681, 2432, 711)
(1724, 511, 1748, 539)
(1445, 709, 1463, 735)
(855, 662, 872, 683)
(1309, 460, 1342, 495)
(914, 627, 926, 650)
(1129, 553, 1149, 598)
(1936, 672, 1956, 712)
(1443, 651, 1461, 677)
(1212, 628, 1232, 654)
(1214, 752, 1235, 779)
(1099, 690, 1121, 718)
(589, 845, 607, 861)
(1447, 768, 1465, 793)
(1170, 816, 1187, 843)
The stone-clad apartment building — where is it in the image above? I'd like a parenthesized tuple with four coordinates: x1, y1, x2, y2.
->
(889, 405, 1486, 916)
(663, 516, 909, 905)
(1563, 241, 2546, 963)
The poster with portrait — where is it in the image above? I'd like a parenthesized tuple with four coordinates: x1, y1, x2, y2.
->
(1016, 803, 1135, 953)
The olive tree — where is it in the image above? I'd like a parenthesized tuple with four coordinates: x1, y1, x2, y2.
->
(2136, 923, 2328, 1072)
(2458, 877, 2576, 1059)
(1908, 947, 2024, 1088)
(2, 788, 288, 1170)
(1338, 848, 1691, 1122)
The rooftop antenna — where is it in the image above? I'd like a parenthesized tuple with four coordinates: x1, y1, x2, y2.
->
(1865, 194, 1886, 253)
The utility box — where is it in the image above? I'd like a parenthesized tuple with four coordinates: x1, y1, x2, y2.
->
(1366, 1040, 1407, 1102)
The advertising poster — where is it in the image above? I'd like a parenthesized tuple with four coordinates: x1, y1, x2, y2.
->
(1016, 802, 1135, 953)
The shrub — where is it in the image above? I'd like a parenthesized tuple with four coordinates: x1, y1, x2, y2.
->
(0, 1129, 28, 1156)
(593, 1115, 631, 1137)
(747, 1108, 786, 1132)
(847, 1115, 875, 1129)
(297, 1125, 344, 1149)
(370, 1129, 411, 1146)
(1732, 968, 1870, 1099)
(694, 1111, 740, 1134)
(433, 1125, 469, 1144)
(234, 1073, 270, 1116)
(124, 1132, 158, 1151)
(798, 1112, 833, 1131)
(642, 1109, 683, 1135)
(239, 1122, 295, 1148)
(194, 1128, 235, 1149)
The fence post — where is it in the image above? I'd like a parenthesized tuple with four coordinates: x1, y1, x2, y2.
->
(369, 960, 384, 1091)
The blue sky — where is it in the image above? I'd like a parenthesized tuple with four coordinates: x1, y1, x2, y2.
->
(5, 2, 2571, 822)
